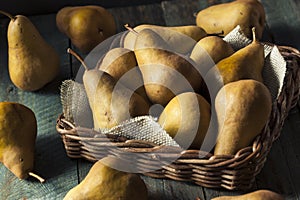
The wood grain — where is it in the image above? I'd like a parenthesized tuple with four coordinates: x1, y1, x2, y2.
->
(0, 1, 300, 199)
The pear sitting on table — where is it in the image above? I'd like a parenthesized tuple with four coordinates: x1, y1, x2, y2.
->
(64, 156, 148, 200)
(196, 0, 266, 39)
(68, 48, 150, 130)
(212, 189, 284, 200)
(0, 102, 44, 182)
(0, 10, 60, 92)
(56, 5, 116, 53)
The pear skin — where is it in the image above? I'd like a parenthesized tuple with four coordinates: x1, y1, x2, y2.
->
(97, 47, 149, 102)
(212, 189, 284, 200)
(64, 157, 148, 200)
(85, 70, 150, 129)
(56, 5, 116, 52)
(158, 92, 211, 149)
(196, 0, 266, 39)
(134, 29, 202, 105)
(0, 11, 60, 91)
(214, 80, 272, 155)
(190, 36, 235, 76)
(124, 24, 205, 54)
(205, 28, 264, 98)
(0, 102, 37, 180)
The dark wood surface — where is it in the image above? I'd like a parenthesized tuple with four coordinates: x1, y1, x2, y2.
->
(0, 0, 300, 199)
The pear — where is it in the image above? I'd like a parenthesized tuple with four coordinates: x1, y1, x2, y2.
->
(134, 29, 202, 106)
(68, 49, 150, 129)
(64, 157, 148, 200)
(196, 0, 266, 39)
(212, 189, 284, 200)
(0, 102, 44, 182)
(205, 28, 264, 97)
(214, 80, 272, 155)
(97, 47, 149, 102)
(0, 11, 60, 91)
(158, 92, 211, 149)
(190, 36, 235, 76)
(56, 5, 116, 53)
(124, 24, 206, 54)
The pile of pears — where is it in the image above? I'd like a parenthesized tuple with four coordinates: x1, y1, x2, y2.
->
(70, 0, 271, 157)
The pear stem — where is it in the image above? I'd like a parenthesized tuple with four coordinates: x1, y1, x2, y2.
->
(28, 172, 45, 183)
(67, 48, 89, 71)
(0, 10, 15, 21)
(124, 24, 138, 35)
(252, 27, 257, 42)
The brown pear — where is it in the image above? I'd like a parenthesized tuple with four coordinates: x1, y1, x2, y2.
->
(0, 10, 60, 91)
(205, 28, 264, 98)
(214, 80, 272, 155)
(0, 102, 44, 182)
(190, 36, 235, 76)
(158, 92, 211, 149)
(134, 29, 202, 106)
(196, 0, 266, 39)
(56, 5, 116, 52)
(212, 189, 284, 200)
(97, 47, 149, 102)
(64, 157, 148, 200)
(124, 24, 206, 54)
(68, 49, 150, 129)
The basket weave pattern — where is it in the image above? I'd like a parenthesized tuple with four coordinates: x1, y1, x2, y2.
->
(56, 45, 300, 190)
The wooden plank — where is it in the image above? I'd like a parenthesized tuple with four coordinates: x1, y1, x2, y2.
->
(0, 0, 169, 16)
(261, 0, 300, 50)
(255, 107, 300, 200)
(0, 14, 78, 199)
(161, 0, 201, 26)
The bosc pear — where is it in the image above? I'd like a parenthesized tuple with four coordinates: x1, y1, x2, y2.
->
(56, 5, 116, 53)
(68, 49, 150, 129)
(205, 28, 264, 97)
(214, 80, 272, 155)
(212, 189, 284, 200)
(0, 11, 60, 91)
(134, 29, 202, 106)
(64, 156, 148, 200)
(190, 36, 235, 76)
(0, 102, 44, 182)
(97, 47, 149, 102)
(196, 0, 266, 39)
(124, 24, 206, 54)
(158, 92, 211, 149)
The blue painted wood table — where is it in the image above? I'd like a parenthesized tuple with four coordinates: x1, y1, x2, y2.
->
(0, 0, 300, 199)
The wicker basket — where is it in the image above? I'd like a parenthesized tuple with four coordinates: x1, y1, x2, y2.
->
(56, 45, 300, 190)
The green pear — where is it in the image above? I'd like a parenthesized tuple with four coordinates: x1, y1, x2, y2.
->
(214, 80, 272, 155)
(97, 47, 149, 102)
(0, 102, 44, 182)
(56, 5, 116, 53)
(196, 0, 266, 39)
(134, 29, 202, 105)
(64, 157, 148, 200)
(68, 49, 150, 129)
(158, 92, 211, 149)
(0, 10, 60, 91)
(190, 36, 235, 76)
(124, 24, 206, 54)
(212, 189, 284, 200)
